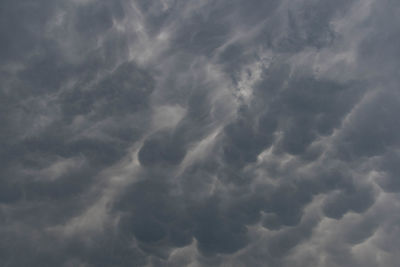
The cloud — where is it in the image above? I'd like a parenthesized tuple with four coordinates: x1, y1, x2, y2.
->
(1, 0, 400, 266)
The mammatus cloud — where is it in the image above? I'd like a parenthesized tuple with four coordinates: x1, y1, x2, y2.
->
(1, 0, 400, 266)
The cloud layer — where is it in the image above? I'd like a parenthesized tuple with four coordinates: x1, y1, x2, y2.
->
(1, 0, 400, 266)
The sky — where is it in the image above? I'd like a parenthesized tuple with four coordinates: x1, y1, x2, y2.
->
(1, 0, 400, 266)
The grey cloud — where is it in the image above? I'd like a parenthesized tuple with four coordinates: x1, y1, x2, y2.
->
(337, 90, 400, 159)
(322, 185, 376, 219)
(377, 149, 400, 192)
(138, 129, 186, 166)
(1, 0, 400, 266)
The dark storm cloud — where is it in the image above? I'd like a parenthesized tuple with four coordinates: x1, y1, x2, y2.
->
(1, 0, 400, 266)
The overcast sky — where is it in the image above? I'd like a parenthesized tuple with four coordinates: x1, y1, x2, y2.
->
(1, 0, 400, 266)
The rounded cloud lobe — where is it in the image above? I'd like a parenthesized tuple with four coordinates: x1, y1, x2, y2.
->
(1, 0, 400, 266)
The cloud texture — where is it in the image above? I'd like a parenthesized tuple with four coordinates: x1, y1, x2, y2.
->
(1, 0, 400, 266)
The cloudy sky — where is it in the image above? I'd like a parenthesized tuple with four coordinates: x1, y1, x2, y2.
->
(1, 0, 400, 266)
